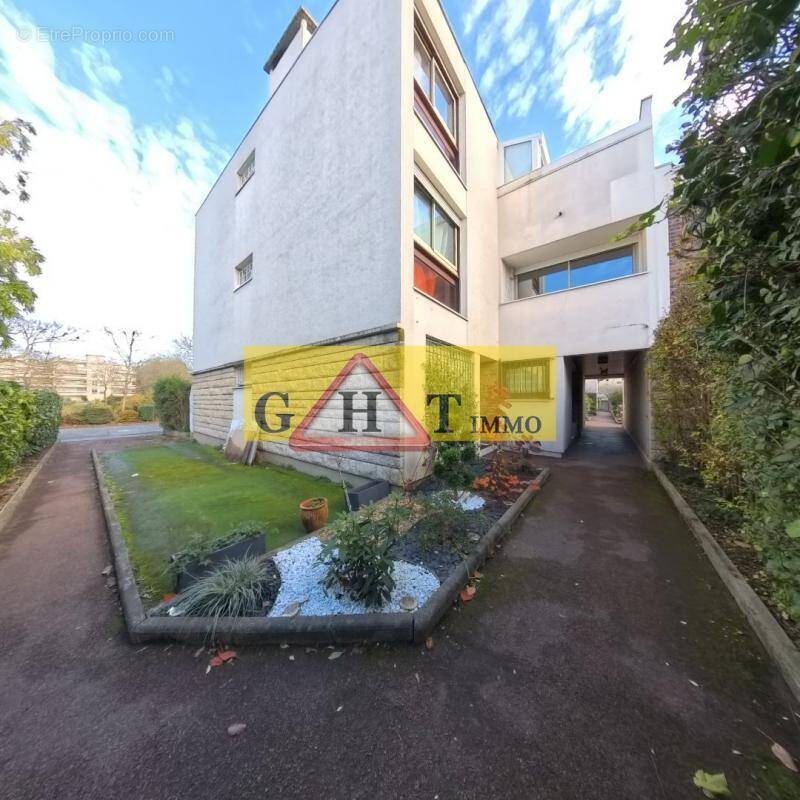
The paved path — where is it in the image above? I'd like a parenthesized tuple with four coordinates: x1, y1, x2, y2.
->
(0, 433, 798, 799)
(58, 423, 163, 442)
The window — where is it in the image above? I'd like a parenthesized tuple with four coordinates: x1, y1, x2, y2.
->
(413, 182, 459, 312)
(235, 255, 253, 289)
(504, 141, 533, 182)
(413, 22, 458, 169)
(501, 359, 550, 399)
(516, 245, 638, 298)
(237, 151, 255, 189)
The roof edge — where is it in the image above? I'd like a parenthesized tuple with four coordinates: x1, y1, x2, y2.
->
(263, 6, 318, 74)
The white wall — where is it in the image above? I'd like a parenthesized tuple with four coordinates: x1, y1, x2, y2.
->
(193, 0, 403, 373)
(624, 350, 651, 460)
(400, 0, 500, 349)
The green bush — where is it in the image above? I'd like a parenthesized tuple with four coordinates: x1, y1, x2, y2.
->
(137, 404, 155, 422)
(0, 381, 61, 481)
(114, 408, 140, 424)
(153, 377, 190, 432)
(174, 556, 274, 622)
(79, 403, 113, 425)
(25, 390, 60, 453)
(432, 442, 478, 490)
(318, 508, 399, 607)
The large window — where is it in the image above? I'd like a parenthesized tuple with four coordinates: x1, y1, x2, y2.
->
(413, 22, 458, 169)
(516, 245, 638, 298)
(414, 182, 459, 312)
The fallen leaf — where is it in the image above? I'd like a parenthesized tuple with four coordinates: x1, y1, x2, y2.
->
(161, 593, 177, 603)
(425, 637, 434, 651)
(193, 647, 205, 658)
(209, 656, 224, 668)
(217, 649, 237, 663)
(328, 650, 343, 660)
(288, 655, 295, 661)
(227, 722, 247, 736)
(472, 571, 483, 580)
(689, 679, 700, 688)
(460, 585, 476, 603)
(101, 565, 113, 577)
(771, 742, 798, 772)
(336, 705, 343, 712)
(692, 770, 731, 798)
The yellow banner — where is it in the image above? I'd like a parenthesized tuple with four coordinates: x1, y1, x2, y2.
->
(243, 344, 556, 451)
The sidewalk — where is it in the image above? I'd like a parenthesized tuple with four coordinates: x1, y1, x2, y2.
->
(0, 435, 797, 799)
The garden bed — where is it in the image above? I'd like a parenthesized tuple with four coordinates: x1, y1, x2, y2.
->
(662, 463, 800, 648)
(94, 443, 549, 645)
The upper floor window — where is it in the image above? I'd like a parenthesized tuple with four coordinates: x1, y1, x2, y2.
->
(235, 255, 253, 289)
(237, 151, 255, 189)
(516, 245, 638, 298)
(504, 141, 533, 182)
(413, 22, 458, 169)
(413, 181, 459, 312)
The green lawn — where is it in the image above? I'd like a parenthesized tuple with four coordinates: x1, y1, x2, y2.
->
(102, 440, 346, 599)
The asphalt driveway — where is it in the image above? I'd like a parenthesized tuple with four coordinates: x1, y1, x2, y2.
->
(0, 431, 798, 799)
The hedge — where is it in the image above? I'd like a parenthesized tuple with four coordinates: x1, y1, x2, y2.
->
(0, 381, 61, 482)
(138, 404, 155, 422)
(153, 377, 190, 432)
(79, 403, 113, 425)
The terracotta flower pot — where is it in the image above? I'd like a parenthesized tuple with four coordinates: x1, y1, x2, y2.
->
(299, 497, 329, 533)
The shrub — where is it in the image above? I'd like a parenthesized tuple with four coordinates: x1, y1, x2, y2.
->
(114, 408, 140, 424)
(0, 382, 61, 481)
(175, 556, 274, 622)
(153, 376, 190, 432)
(79, 402, 113, 425)
(319, 509, 397, 607)
(432, 442, 478, 490)
(25, 390, 60, 453)
(137, 404, 155, 422)
(61, 402, 87, 425)
(417, 492, 477, 550)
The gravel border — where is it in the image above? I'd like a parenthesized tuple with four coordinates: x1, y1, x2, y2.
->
(653, 463, 800, 704)
(92, 448, 549, 645)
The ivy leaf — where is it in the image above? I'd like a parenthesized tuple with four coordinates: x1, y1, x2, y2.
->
(738, 354, 753, 365)
(786, 520, 800, 540)
(693, 770, 731, 797)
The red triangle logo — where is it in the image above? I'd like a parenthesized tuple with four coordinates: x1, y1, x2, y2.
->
(289, 352, 431, 452)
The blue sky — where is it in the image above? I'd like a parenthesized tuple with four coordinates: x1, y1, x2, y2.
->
(0, 0, 686, 357)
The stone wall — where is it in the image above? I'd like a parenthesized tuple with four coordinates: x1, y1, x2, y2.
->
(191, 366, 237, 445)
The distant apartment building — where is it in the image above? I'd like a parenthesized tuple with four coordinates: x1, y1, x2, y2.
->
(0, 354, 129, 402)
(192, 2, 673, 483)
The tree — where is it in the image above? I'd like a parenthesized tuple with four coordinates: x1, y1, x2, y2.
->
(136, 357, 190, 393)
(172, 334, 193, 369)
(103, 328, 140, 411)
(5, 317, 80, 388)
(647, 0, 800, 617)
(0, 119, 44, 347)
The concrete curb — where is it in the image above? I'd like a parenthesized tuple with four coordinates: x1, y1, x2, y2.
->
(92, 451, 147, 636)
(92, 451, 548, 646)
(0, 444, 56, 536)
(653, 464, 800, 703)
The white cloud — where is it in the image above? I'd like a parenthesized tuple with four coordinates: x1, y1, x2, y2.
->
(0, 3, 228, 359)
(463, 0, 492, 35)
(545, 0, 688, 152)
(73, 43, 122, 91)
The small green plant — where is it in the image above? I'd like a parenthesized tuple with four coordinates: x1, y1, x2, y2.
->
(417, 491, 482, 554)
(153, 376, 190, 431)
(319, 508, 398, 607)
(433, 441, 478, 490)
(175, 556, 274, 622)
(168, 521, 267, 579)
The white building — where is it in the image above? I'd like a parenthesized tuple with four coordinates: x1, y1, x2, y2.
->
(192, 1, 674, 482)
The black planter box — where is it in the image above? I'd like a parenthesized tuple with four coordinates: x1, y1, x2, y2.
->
(346, 479, 391, 511)
(173, 533, 266, 592)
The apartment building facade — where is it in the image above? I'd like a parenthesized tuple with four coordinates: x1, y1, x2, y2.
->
(192, 0, 672, 483)
(0, 354, 129, 401)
